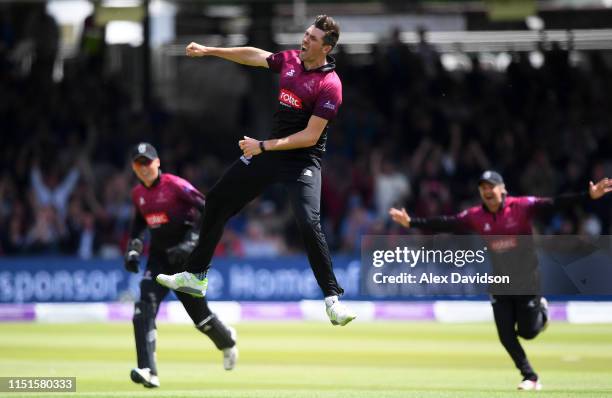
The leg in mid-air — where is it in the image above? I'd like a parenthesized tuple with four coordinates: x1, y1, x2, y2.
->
(156, 156, 274, 297)
(516, 296, 549, 338)
(285, 166, 356, 326)
(176, 292, 238, 370)
(131, 270, 168, 388)
(491, 295, 542, 391)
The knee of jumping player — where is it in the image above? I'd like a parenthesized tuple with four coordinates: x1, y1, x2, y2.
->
(517, 327, 539, 340)
(204, 187, 226, 209)
(195, 313, 236, 350)
(202, 188, 238, 222)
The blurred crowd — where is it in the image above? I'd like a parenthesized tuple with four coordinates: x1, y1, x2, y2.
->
(1, 6, 611, 259)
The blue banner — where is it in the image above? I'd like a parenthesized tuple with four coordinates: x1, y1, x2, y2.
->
(0, 256, 361, 303)
(2, 252, 609, 303)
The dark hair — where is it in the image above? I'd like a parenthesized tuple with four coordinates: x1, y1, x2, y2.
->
(314, 15, 340, 49)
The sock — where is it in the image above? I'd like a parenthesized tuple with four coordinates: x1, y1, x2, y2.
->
(324, 295, 338, 307)
(194, 271, 207, 281)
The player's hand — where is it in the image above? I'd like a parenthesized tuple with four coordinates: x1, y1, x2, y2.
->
(124, 251, 140, 273)
(389, 207, 411, 228)
(166, 232, 198, 267)
(186, 42, 207, 57)
(589, 178, 612, 199)
(124, 239, 143, 273)
(239, 136, 263, 157)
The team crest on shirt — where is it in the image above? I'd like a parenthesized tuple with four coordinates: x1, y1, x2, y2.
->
(139, 197, 145, 205)
(285, 69, 295, 77)
(484, 223, 491, 231)
(323, 100, 336, 110)
(279, 89, 303, 109)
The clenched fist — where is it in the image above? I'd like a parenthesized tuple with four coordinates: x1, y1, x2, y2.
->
(186, 42, 207, 57)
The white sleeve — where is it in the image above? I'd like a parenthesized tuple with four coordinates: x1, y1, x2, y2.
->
(30, 167, 51, 206)
(54, 168, 80, 213)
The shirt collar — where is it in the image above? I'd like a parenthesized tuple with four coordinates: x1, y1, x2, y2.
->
(139, 169, 162, 188)
(302, 55, 336, 73)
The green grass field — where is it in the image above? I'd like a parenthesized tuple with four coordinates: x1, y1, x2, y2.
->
(0, 321, 611, 398)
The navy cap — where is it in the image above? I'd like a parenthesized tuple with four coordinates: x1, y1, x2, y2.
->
(478, 170, 504, 186)
(131, 142, 158, 161)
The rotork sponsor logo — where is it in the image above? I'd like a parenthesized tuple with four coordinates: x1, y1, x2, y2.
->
(145, 212, 169, 227)
(279, 89, 303, 109)
(489, 237, 518, 251)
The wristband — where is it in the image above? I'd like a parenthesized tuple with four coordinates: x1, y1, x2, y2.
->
(259, 141, 266, 152)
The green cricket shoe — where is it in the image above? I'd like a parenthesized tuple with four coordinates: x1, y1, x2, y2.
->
(156, 271, 208, 297)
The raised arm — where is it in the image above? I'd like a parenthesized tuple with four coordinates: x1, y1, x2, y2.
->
(528, 178, 612, 217)
(589, 178, 612, 199)
(186, 42, 272, 68)
(30, 165, 51, 204)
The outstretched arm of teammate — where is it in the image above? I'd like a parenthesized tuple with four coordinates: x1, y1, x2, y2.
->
(389, 207, 468, 233)
(389, 207, 411, 228)
(185, 42, 271, 67)
(529, 177, 612, 217)
(239, 115, 328, 157)
(589, 178, 612, 199)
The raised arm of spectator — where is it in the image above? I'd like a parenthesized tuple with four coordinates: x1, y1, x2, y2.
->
(467, 140, 490, 170)
(409, 138, 433, 177)
(370, 149, 383, 177)
(55, 167, 80, 209)
(75, 152, 103, 215)
(30, 163, 51, 205)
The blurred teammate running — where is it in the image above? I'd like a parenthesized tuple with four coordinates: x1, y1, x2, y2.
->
(390, 170, 612, 390)
(126, 143, 238, 388)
